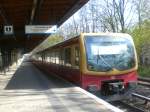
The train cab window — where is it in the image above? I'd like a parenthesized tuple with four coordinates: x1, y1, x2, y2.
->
(85, 36, 136, 72)
(65, 48, 71, 66)
(75, 46, 80, 67)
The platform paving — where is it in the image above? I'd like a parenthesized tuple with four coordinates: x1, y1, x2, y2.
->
(0, 61, 122, 112)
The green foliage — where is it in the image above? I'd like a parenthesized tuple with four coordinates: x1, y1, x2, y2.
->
(131, 20, 150, 57)
(131, 20, 150, 77)
(138, 66, 150, 77)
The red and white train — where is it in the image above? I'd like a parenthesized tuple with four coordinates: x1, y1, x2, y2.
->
(31, 33, 138, 97)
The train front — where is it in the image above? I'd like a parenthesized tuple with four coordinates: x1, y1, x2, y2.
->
(81, 33, 138, 96)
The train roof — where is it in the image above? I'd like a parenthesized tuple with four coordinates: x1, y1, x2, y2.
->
(31, 34, 79, 54)
(31, 33, 132, 54)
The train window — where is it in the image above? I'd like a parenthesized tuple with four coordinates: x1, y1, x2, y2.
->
(75, 46, 80, 67)
(0, 52, 2, 68)
(45, 52, 47, 62)
(59, 49, 64, 65)
(42, 53, 46, 62)
(45, 54, 47, 62)
(51, 52, 55, 63)
(65, 48, 71, 66)
(54, 51, 56, 64)
(46, 52, 50, 62)
(49, 53, 51, 62)
(59, 50, 62, 65)
(38, 55, 42, 61)
(50, 52, 52, 63)
(55, 51, 59, 64)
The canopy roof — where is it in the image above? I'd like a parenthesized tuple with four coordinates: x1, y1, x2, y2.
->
(0, 0, 89, 51)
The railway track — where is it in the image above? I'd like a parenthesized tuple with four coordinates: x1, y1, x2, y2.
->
(111, 101, 145, 112)
(110, 92, 150, 112)
(138, 77, 150, 87)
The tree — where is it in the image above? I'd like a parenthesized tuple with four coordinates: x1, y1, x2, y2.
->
(100, 0, 135, 33)
(133, 0, 150, 29)
(131, 20, 150, 65)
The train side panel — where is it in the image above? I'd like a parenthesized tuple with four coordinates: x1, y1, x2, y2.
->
(32, 36, 82, 86)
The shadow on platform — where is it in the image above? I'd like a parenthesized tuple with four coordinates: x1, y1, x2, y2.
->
(5, 62, 73, 90)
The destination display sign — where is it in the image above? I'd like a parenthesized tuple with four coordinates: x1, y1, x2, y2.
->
(25, 25, 57, 34)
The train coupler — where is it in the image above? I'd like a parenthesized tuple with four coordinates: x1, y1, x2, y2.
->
(101, 81, 125, 96)
(109, 82, 125, 94)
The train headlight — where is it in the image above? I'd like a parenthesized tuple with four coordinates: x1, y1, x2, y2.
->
(87, 85, 98, 92)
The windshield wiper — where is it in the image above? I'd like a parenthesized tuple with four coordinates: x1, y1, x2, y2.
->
(97, 50, 113, 71)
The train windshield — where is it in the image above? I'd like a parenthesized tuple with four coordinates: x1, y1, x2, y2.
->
(84, 35, 136, 72)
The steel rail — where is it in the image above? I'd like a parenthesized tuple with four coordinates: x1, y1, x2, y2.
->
(111, 101, 145, 112)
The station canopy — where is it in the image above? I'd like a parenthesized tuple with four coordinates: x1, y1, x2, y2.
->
(0, 0, 89, 51)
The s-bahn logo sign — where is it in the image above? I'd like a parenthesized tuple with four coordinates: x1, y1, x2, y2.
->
(4, 25, 14, 35)
(25, 25, 57, 34)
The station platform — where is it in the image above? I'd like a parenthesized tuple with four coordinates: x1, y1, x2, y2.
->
(0, 61, 123, 112)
